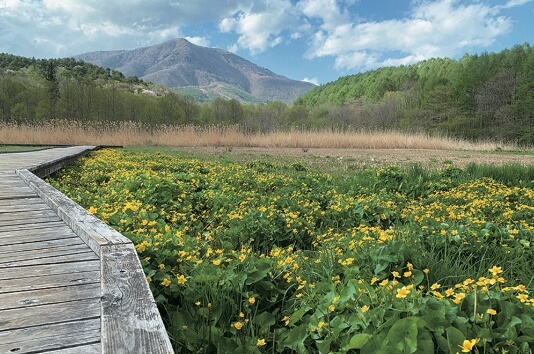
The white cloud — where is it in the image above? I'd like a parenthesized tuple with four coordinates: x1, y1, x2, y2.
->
(502, 0, 532, 8)
(306, 0, 518, 71)
(302, 76, 319, 85)
(219, 0, 301, 54)
(297, 0, 349, 31)
(184, 36, 211, 47)
(0, 0, 530, 75)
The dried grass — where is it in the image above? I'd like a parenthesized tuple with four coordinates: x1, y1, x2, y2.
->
(0, 120, 520, 151)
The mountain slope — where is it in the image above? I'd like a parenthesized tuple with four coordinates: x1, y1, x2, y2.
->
(75, 38, 315, 103)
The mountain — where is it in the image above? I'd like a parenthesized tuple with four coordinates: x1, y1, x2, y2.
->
(74, 38, 315, 103)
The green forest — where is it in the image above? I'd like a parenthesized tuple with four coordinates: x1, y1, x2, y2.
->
(1, 43, 533, 144)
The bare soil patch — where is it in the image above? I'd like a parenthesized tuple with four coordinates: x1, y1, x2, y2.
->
(183, 147, 534, 167)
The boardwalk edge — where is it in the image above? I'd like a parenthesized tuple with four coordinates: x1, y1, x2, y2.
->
(15, 150, 174, 353)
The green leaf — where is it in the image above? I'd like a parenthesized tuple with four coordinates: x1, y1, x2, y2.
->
(252, 311, 276, 331)
(361, 331, 388, 354)
(289, 305, 312, 325)
(411, 269, 425, 286)
(437, 326, 465, 353)
(281, 324, 308, 350)
(315, 337, 333, 353)
(386, 317, 419, 353)
(344, 333, 372, 350)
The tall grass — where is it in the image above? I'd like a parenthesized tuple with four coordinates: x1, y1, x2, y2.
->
(0, 120, 523, 150)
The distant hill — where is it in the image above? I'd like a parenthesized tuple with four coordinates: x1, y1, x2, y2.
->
(75, 38, 315, 103)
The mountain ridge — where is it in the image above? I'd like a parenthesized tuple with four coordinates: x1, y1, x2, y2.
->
(75, 38, 315, 103)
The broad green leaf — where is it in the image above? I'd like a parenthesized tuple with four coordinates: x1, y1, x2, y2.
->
(344, 333, 372, 350)
(386, 317, 419, 353)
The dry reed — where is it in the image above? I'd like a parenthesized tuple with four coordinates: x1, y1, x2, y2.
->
(0, 121, 520, 151)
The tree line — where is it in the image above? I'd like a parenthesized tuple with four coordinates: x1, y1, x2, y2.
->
(1, 44, 533, 145)
(297, 43, 534, 144)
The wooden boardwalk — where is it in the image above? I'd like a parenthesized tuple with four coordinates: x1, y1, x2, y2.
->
(0, 146, 173, 353)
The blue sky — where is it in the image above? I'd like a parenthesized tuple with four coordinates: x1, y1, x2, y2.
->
(1, 0, 533, 85)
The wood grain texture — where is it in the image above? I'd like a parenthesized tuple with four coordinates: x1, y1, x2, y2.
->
(0, 146, 173, 353)
(0, 269, 100, 293)
(0, 282, 101, 310)
(0, 298, 100, 330)
(17, 169, 132, 255)
(101, 243, 173, 353)
(0, 318, 100, 354)
(0, 260, 100, 280)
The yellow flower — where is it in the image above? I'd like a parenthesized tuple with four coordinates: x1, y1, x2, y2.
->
(486, 309, 497, 315)
(249, 296, 256, 304)
(318, 321, 325, 329)
(396, 286, 410, 299)
(459, 338, 479, 352)
(517, 294, 529, 303)
(445, 288, 455, 297)
(233, 321, 243, 330)
(489, 266, 502, 276)
(328, 304, 335, 312)
(391, 271, 400, 279)
(423, 268, 430, 274)
(176, 274, 187, 285)
(161, 278, 171, 287)
(453, 292, 466, 304)
(282, 316, 290, 326)
(195, 301, 201, 306)
(239, 312, 245, 318)
(158, 263, 165, 270)
(87, 206, 97, 214)
(256, 338, 266, 347)
(430, 283, 441, 290)
(213, 259, 222, 266)
(361, 305, 370, 313)
(515, 284, 527, 292)
(407, 262, 413, 271)
(403, 271, 412, 278)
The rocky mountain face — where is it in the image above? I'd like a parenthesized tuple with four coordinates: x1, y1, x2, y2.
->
(75, 38, 315, 103)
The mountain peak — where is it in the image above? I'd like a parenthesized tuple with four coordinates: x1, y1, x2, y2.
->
(75, 38, 315, 103)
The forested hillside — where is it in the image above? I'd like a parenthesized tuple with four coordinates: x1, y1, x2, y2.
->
(297, 43, 534, 144)
(1, 44, 533, 145)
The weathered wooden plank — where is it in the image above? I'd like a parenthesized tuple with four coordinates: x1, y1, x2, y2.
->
(0, 298, 100, 331)
(0, 270, 100, 294)
(0, 220, 67, 233)
(44, 343, 101, 354)
(0, 202, 50, 213)
(0, 243, 93, 264)
(0, 318, 100, 354)
(0, 195, 43, 206)
(0, 250, 98, 268)
(0, 208, 62, 222)
(0, 192, 37, 200)
(17, 169, 131, 255)
(0, 237, 85, 254)
(101, 243, 173, 353)
(0, 217, 62, 228)
(0, 146, 97, 173)
(0, 226, 78, 246)
(0, 260, 100, 280)
(0, 283, 101, 310)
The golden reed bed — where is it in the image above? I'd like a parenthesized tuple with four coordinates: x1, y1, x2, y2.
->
(0, 121, 520, 151)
